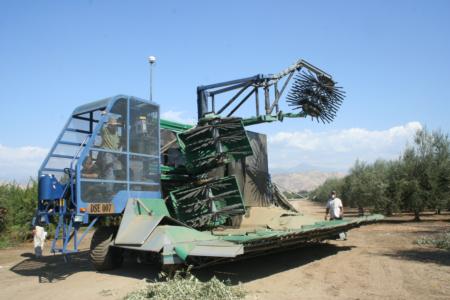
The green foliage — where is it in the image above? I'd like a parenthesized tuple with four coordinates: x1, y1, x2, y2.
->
(310, 128, 450, 219)
(416, 231, 450, 251)
(343, 160, 389, 211)
(282, 191, 297, 199)
(125, 270, 246, 300)
(310, 177, 344, 202)
(0, 180, 37, 247)
(283, 190, 308, 199)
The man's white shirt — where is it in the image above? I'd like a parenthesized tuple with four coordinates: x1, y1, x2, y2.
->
(326, 197, 343, 219)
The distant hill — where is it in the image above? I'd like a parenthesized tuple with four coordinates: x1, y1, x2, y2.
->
(271, 171, 346, 192)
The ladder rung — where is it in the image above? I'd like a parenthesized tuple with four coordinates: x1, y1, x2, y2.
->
(42, 168, 66, 173)
(72, 115, 99, 123)
(66, 128, 91, 134)
(50, 154, 79, 159)
(59, 141, 85, 146)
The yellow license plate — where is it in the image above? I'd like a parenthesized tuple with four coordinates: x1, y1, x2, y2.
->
(87, 203, 115, 214)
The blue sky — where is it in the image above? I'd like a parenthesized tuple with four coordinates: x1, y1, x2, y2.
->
(1, 1, 449, 181)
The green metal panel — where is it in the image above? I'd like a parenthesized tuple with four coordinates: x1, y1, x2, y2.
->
(161, 225, 244, 260)
(160, 118, 193, 133)
(115, 198, 169, 246)
(133, 198, 170, 217)
(216, 214, 384, 244)
(114, 212, 382, 265)
(117, 224, 244, 261)
(169, 176, 246, 229)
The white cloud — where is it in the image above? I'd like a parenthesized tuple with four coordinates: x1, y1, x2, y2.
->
(161, 110, 195, 125)
(0, 122, 423, 182)
(268, 122, 422, 172)
(0, 145, 48, 183)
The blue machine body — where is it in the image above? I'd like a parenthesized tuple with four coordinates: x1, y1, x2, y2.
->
(35, 95, 161, 254)
(38, 174, 65, 201)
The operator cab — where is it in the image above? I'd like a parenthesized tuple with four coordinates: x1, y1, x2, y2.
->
(38, 95, 160, 217)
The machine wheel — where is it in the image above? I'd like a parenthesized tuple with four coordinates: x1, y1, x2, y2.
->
(89, 226, 123, 271)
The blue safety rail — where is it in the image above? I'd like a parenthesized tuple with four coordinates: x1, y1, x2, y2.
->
(35, 95, 162, 255)
(39, 109, 104, 182)
(36, 100, 108, 254)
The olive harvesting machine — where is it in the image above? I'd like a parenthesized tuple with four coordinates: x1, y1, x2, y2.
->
(33, 59, 382, 271)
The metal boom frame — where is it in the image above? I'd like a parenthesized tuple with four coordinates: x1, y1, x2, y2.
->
(196, 59, 332, 120)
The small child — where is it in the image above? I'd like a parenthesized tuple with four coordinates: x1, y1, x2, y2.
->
(33, 225, 48, 258)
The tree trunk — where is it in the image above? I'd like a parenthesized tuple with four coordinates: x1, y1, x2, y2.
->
(385, 205, 393, 217)
(358, 205, 364, 217)
(414, 210, 421, 221)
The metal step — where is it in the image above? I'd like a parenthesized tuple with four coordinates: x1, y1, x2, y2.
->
(59, 140, 85, 146)
(50, 154, 79, 159)
(65, 128, 91, 134)
(41, 168, 66, 173)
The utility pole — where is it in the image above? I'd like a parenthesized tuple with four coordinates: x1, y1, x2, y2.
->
(148, 55, 156, 102)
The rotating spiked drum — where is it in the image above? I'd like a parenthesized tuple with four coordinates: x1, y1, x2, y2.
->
(287, 71, 345, 123)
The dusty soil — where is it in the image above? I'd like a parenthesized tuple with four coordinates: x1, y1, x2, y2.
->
(1, 200, 449, 300)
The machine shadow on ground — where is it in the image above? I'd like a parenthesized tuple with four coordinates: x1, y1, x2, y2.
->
(194, 243, 354, 284)
(9, 251, 160, 283)
(378, 212, 450, 224)
(383, 248, 450, 267)
(9, 243, 353, 285)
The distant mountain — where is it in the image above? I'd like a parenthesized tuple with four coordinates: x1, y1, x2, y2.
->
(270, 163, 345, 174)
(271, 171, 346, 192)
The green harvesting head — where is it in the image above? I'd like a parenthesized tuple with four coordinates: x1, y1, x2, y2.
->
(169, 176, 245, 229)
(178, 117, 253, 174)
(286, 71, 345, 123)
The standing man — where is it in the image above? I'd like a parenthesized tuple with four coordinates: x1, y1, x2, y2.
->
(325, 191, 346, 240)
(325, 191, 344, 220)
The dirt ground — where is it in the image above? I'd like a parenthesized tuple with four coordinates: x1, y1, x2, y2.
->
(1, 200, 449, 300)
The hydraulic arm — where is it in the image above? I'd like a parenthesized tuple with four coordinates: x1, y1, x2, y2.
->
(196, 59, 345, 124)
